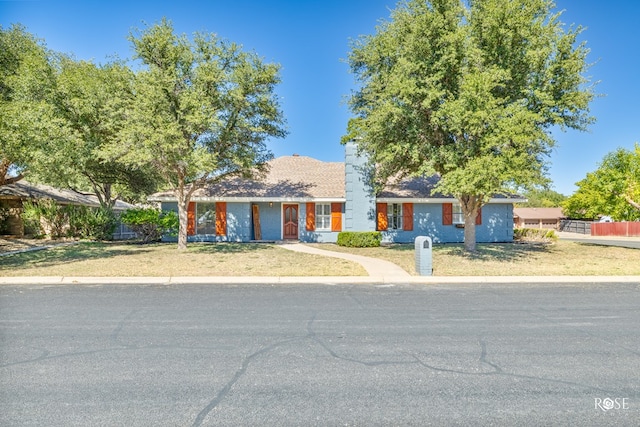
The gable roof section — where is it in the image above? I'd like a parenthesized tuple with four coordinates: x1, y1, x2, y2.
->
(378, 175, 443, 199)
(0, 180, 132, 210)
(378, 175, 525, 202)
(513, 207, 565, 220)
(151, 155, 346, 201)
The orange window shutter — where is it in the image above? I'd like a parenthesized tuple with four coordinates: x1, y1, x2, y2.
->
(187, 202, 196, 235)
(442, 203, 453, 226)
(306, 202, 316, 231)
(376, 203, 388, 231)
(402, 203, 413, 231)
(331, 203, 342, 232)
(215, 202, 227, 236)
(475, 207, 482, 225)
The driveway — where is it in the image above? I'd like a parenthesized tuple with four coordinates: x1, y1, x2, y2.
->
(558, 231, 640, 249)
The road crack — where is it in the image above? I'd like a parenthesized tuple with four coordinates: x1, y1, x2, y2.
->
(191, 336, 302, 427)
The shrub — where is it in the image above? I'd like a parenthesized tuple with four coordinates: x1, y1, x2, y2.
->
(513, 228, 558, 243)
(22, 199, 117, 240)
(68, 206, 117, 241)
(337, 231, 382, 247)
(120, 208, 179, 243)
(0, 207, 12, 234)
(22, 199, 67, 238)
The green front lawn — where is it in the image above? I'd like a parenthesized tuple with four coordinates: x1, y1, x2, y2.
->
(0, 242, 367, 277)
(309, 241, 640, 276)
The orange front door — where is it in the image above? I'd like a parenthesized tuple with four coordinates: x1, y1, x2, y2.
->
(283, 204, 299, 240)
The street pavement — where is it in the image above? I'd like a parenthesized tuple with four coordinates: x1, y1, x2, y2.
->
(2, 281, 639, 426)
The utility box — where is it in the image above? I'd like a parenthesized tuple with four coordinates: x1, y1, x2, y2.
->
(415, 236, 433, 276)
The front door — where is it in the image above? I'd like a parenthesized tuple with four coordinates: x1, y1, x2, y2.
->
(283, 204, 299, 240)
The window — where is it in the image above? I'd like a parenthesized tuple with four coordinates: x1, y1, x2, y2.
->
(196, 203, 216, 234)
(387, 203, 403, 230)
(315, 203, 331, 231)
(452, 204, 464, 224)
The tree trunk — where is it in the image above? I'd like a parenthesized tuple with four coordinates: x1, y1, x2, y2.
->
(463, 210, 477, 252)
(459, 194, 481, 252)
(176, 180, 189, 251)
(0, 158, 24, 186)
(624, 194, 640, 211)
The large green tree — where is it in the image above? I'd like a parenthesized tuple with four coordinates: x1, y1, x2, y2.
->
(34, 57, 160, 207)
(344, 0, 595, 251)
(115, 20, 287, 249)
(517, 188, 566, 208)
(563, 144, 640, 221)
(0, 25, 61, 185)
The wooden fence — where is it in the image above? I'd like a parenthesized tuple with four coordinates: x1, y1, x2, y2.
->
(559, 220, 591, 235)
(591, 221, 640, 237)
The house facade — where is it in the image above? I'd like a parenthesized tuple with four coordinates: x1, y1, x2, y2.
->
(150, 142, 523, 243)
(513, 207, 566, 230)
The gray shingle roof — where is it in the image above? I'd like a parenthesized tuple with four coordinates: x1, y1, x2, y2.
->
(0, 180, 133, 210)
(378, 175, 444, 199)
(148, 154, 524, 202)
(151, 155, 346, 200)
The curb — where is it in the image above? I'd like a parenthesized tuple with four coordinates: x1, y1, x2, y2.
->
(0, 275, 638, 286)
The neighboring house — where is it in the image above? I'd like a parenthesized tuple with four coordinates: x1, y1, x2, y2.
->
(513, 207, 566, 230)
(0, 180, 131, 237)
(149, 142, 524, 244)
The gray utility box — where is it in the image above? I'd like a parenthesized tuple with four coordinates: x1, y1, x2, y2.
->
(415, 236, 433, 276)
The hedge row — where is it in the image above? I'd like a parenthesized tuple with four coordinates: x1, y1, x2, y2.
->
(336, 231, 382, 247)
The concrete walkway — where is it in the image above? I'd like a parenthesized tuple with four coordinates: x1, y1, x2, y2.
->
(278, 242, 412, 279)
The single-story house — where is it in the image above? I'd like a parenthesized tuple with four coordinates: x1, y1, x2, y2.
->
(513, 207, 566, 230)
(0, 180, 131, 237)
(149, 142, 525, 244)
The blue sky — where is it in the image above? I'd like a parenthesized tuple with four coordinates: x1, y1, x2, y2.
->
(2, 0, 638, 196)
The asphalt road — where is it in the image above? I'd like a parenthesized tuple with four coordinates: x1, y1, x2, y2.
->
(1, 281, 639, 426)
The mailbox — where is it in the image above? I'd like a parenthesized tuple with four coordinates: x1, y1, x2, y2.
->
(415, 236, 433, 276)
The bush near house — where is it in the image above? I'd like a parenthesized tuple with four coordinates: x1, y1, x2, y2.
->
(22, 199, 117, 240)
(513, 228, 558, 243)
(337, 231, 382, 248)
(0, 208, 12, 234)
(120, 208, 179, 243)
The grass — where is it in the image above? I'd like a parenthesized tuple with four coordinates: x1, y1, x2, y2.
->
(0, 241, 367, 277)
(308, 241, 640, 276)
(1, 239, 639, 277)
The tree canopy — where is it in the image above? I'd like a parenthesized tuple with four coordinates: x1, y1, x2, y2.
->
(517, 188, 566, 208)
(344, 0, 595, 250)
(0, 24, 59, 186)
(563, 144, 640, 221)
(111, 19, 287, 249)
(33, 57, 160, 207)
